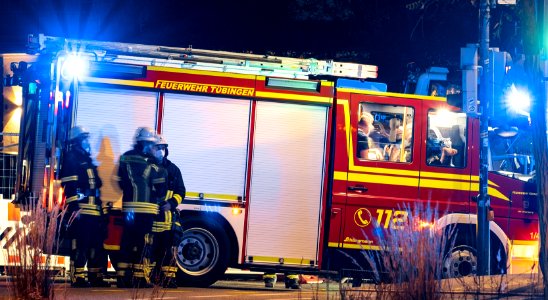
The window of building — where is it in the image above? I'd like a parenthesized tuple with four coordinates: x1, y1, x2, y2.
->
(426, 110, 467, 168)
(356, 103, 414, 163)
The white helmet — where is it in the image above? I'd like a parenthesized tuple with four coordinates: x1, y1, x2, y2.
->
(157, 134, 168, 147)
(69, 125, 90, 141)
(134, 127, 157, 143)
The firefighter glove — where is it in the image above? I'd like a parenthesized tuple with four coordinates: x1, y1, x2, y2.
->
(160, 201, 171, 212)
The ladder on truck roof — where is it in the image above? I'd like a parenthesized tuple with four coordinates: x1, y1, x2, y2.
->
(27, 34, 378, 80)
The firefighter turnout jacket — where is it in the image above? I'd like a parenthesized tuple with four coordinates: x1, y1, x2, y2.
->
(115, 149, 168, 286)
(60, 145, 103, 215)
(117, 149, 168, 214)
(152, 158, 186, 233)
(60, 144, 106, 286)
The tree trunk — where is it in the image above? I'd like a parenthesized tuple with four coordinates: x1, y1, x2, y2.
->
(529, 60, 548, 297)
(520, 0, 548, 297)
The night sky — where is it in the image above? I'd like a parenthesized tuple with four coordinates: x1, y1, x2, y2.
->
(0, 0, 518, 91)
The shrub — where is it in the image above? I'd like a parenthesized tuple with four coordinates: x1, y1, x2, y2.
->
(5, 198, 65, 300)
(363, 203, 455, 300)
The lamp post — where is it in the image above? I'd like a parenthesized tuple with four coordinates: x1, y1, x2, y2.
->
(477, 0, 491, 276)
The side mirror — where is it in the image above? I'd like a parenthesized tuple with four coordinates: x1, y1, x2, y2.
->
(494, 126, 518, 138)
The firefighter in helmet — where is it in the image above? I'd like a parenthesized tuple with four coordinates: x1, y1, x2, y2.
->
(60, 125, 110, 287)
(116, 127, 168, 288)
(151, 134, 186, 288)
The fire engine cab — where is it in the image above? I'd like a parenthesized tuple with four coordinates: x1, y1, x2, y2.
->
(2, 34, 538, 286)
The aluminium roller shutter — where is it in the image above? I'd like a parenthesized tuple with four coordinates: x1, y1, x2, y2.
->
(245, 101, 328, 266)
(75, 86, 158, 204)
(162, 94, 250, 202)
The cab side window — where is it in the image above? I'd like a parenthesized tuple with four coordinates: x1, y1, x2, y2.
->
(356, 103, 414, 163)
(426, 110, 467, 168)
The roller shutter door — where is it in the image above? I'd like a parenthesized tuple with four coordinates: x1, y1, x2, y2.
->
(245, 101, 328, 266)
(75, 86, 158, 203)
(162, 94, 250, 201)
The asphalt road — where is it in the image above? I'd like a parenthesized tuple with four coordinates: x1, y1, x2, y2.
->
(1, 274, 544, 299)
(0, 278, 345, 300)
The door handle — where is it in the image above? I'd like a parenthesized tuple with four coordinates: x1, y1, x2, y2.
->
(348, 186, 368, 192)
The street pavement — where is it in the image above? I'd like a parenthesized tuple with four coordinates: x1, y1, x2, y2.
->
(0, 273, 544, 299)
(0, 277, 343, 300)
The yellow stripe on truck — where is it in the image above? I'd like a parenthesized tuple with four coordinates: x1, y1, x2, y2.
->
(347, 172, 419, 187)
(186, 192, 240, 201)
(83, 77, 155, 88)
(247, 255, 315, 266)
(336, 171, 509, 201)
(255, 91, 332, 105)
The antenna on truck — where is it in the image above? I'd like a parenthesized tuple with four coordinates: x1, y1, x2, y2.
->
(27, 34, 378, 80)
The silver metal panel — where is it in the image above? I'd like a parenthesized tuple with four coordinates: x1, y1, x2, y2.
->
(75, 86, 158, 204)
(162, 94, 250, 201)
(246, 102, 328, 264)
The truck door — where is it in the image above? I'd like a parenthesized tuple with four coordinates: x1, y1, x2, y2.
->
(244, 101, 329, 269)
(419, 109, 471, 214)
(342, 94, 421, 249)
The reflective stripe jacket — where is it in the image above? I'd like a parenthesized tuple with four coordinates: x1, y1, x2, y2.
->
(117, 149, 168, 215)
(153, 158, 186, 233)
(60, 145, 103, 216)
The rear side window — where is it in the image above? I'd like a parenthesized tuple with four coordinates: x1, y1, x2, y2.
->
(426, 110, 467, 168)
(356, 102, 414, 163)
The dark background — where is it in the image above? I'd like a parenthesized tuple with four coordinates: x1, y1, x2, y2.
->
(0, 0, 521, 91)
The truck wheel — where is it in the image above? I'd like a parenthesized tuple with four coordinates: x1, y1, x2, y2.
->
(174, 219, 229, 287)
(442, 245, 477, 278)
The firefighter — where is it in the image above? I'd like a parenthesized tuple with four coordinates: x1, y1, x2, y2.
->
(151, 134, 186, 288)
(116, 127, 168, 288)
(263, 273, 300, 289)
(60, 125, 110, 288)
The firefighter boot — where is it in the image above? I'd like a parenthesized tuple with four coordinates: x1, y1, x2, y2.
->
(88, 272, 111, 287)
(116, 276, 131, 288)
(263, 273, 277, 288)
(71, 277, 90, 288)
(284, 274, 301, 289)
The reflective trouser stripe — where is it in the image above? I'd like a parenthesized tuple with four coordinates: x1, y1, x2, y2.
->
(117, 262, 132, 277)
(162, 266, 178, 278)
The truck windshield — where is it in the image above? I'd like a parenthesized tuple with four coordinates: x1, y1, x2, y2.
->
(489, 129, 535, 181)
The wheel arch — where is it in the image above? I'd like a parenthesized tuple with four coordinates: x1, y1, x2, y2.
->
(436, 213, 509, 273)
(179, 210, 240, 267)
(436, 213, 509, 254)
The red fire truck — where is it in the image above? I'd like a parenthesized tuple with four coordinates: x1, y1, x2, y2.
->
(7, 34, 538, 286)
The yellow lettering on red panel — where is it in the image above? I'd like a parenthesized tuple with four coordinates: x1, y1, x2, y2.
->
(155, 80, 254, 96)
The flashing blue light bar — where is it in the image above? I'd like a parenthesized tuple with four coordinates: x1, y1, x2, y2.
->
(60, 54, 89, 79)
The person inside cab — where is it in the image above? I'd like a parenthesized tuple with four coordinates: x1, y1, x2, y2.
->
(426, 128, 458, 166)
(357, 112, 383, 160)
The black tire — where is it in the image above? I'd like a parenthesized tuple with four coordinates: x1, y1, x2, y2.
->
(174, 217, 230, 287)
(490, 235, 508, 275)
